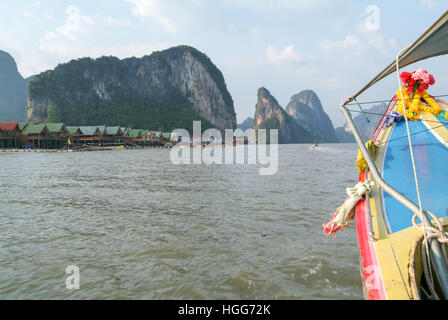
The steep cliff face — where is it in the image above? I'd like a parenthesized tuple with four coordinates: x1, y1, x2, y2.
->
(0, 50, 27, 122)
(286, 90, 338, 143)
(27, 46, 236, 131)
(253, 87, 312, 143)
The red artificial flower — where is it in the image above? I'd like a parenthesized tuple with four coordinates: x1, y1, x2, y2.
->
(401, 69, 435, 94)
(429, 74, 435, 85)
(418, 83, 428, 93)
(400, 71, 412, 84)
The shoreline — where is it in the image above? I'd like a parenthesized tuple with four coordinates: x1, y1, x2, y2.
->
(0, 145, 173, 153)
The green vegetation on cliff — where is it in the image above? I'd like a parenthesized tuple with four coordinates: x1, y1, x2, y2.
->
(38, 96, 214, 133)
(27, 45, 236, 133)
(259, 116, 281, 131)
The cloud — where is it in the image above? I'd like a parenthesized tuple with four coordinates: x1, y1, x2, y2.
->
(23, 10, 42, 24)
(222, 0, 348, 13)
(318, 34, 366, 56)
(356, 21, 397, 57)
(266, 45, 314, 64)
(38, 5, 132, 56)
(18, 4, 169, 77)
(39, 4, 93, 52)
(318, 14, 398, 58)
(126, 0, 180, 34)
(420, 0, 437, 7)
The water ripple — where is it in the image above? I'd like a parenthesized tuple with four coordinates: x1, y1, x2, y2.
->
(0, 144, 362, 299)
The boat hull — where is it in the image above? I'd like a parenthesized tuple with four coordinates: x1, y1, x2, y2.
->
(355, 98, 448, 299)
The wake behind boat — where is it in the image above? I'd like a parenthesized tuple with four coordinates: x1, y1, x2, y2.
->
(323, 10, 448, 300)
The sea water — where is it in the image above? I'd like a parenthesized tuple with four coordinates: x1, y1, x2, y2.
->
(0, 144, 363, 299)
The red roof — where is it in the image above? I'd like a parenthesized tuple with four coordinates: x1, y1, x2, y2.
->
(0, 122, 20, 132)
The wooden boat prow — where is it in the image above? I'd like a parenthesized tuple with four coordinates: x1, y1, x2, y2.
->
(355, 98, 448, 299)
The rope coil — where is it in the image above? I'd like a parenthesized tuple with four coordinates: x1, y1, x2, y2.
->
(412, 212, 448, 244)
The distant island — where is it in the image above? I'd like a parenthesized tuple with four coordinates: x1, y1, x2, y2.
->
(0, 50, 30, 122)
(249, 87, 339, 143)
(333, 103, 388, 142)
(27, 46, 236, 134)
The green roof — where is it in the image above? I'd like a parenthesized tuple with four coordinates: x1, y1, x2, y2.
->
(78, 126, 101, 136)
(67, 126, 82, 135)
(161, 132, 171, 139)
(128, 129, 142, 137)
(105, 126, 122, 135)
(23, 124, 48, 135)
(18, 122, 28, 131)
(46, 123, 67, 134)
(97, 126, 106, 134)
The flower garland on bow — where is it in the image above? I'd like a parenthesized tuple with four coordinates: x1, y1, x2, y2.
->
(397, 69, 444, 120)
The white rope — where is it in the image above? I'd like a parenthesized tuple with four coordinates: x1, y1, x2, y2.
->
(395, 60, 426, 223)
(412, 211, 448, 244)
(395, 51, 439, 296)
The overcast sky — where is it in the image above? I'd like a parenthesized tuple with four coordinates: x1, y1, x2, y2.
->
(1, 0, 447, 126)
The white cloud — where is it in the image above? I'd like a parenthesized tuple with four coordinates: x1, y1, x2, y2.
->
(38, 5, 132, 56)
(126, 0, 179, 34)
(39, 5, 93, 50)
(421, 0, 437, 7)
(356, 21, 397, 57)
(222, 0, 348, 13)
(23, 10, 42, 24)
(19, 4, 169, 76)
(318, 34, 366, 56)
(266, 45, 314, 64)
(321, 74, 346, 90)
(318, 17, 398, 58)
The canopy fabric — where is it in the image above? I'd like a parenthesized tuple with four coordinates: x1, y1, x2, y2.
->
(345, 10, 448, 105)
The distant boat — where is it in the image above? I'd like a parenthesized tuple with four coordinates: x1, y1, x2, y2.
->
(88, 145, 124, 150)
(329, 10, 448, 300)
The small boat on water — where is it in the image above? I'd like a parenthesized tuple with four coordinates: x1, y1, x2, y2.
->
(324, 11, 448, 299)
(87, 145, 125, 150)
